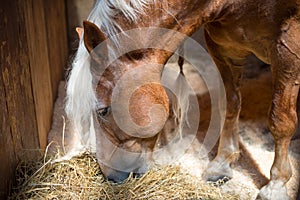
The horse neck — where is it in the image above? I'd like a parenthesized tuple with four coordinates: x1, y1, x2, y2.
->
(150, 0, 228, 33)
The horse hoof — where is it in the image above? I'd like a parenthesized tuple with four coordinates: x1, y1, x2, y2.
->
(203, 160, 233, 185)
(257, 180, 289, 200)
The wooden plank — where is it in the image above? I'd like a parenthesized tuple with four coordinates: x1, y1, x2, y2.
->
(23, 0, 54, 150)
(44, 0, 68, 100)
(0, 0, 40, 197)
(0, 64, 16, 199)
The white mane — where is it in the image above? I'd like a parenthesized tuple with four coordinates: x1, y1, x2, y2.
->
(65, 0, 152, 155)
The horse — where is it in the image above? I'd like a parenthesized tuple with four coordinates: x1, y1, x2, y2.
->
(65, 0, 300, 199)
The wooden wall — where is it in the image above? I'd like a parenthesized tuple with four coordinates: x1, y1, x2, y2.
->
(0, 0, 68, 198)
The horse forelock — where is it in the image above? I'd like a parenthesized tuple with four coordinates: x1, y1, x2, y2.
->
(88, 0, 153, 44)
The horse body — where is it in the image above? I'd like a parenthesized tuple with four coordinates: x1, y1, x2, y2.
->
(201, 1, 300, 199)
(66, 0, 300, 199)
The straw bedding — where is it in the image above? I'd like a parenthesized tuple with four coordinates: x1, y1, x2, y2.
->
(10, 152, 238, 200)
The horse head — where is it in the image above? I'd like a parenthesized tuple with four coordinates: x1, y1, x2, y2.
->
(83, 21, 171, 181)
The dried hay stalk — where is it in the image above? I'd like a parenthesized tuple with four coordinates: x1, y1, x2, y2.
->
(10, 153, 239, 200)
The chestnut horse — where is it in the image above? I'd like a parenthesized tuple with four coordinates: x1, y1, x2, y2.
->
(65, 0, 300, 199)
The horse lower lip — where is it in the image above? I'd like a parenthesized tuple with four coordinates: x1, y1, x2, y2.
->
(107, 172, 130, 183)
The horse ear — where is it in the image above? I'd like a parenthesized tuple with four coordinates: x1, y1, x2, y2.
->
(76, 27, 83, 39)
(83, 20, 106, 53)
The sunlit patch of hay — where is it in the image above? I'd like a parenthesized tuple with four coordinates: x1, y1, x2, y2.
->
(9, 153, 239, 200)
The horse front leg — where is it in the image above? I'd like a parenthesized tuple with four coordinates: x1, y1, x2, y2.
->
(203, 32, 247, 182)
(258, 42, 300, 200)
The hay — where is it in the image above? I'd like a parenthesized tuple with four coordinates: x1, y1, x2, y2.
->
(10, 153, 239, 200)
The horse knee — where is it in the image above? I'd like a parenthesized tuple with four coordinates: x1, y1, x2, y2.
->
(268, 107, 297, 139)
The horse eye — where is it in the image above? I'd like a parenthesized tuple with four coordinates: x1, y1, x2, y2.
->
(96, 106, 111, 118)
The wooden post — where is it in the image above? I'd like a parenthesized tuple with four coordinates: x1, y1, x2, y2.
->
(23, 0, 53, 150)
